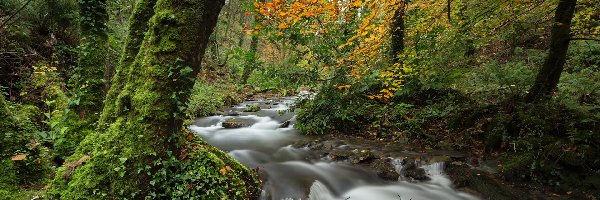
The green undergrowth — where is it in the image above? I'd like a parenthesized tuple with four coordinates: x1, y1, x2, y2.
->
(186, 81, 228, 119)
(49, 128, 260, 199)
(295, 70, 381, 135)
(0, 95, 53, 198)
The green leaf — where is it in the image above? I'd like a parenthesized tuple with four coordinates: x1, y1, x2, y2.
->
(60, 127, 69, 135)
(51, 122, 59, 129)
(180, 66, 193, 75)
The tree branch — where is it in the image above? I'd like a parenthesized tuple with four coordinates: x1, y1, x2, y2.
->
(0, 0, 33, 29)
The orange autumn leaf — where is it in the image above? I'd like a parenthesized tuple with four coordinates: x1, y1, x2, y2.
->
(278, 23, 289, 29)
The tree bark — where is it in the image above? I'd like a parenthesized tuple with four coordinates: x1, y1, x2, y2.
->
(52, 0, 259, 198)
(526, 0, 577, 102)
(389, 2, 405, 64)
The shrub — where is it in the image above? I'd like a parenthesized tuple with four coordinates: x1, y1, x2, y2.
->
(186, 81, 225, 118)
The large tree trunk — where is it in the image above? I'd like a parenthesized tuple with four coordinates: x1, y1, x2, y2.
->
(75, 0, 109, 116)
(51, 0, 259, 198)
(526, 0, 577, 102)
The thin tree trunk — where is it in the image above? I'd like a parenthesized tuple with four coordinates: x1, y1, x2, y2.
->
(241, 33, 259, 84)
(526, 0, 577, 102)
(389, 2, 405, 64)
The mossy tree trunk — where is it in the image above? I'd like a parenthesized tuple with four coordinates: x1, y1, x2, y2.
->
(240, 0, 265, 85)
(75, 0, 109, 116)
(52, 0, 259, 198)
(526, 0, 577, 102)
(240, 33, 260, 85)
(99, 0, 157, 127)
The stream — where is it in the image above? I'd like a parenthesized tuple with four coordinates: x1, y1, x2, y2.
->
(189, 95, 480, 200)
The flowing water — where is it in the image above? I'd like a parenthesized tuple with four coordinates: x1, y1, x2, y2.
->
(189, 95, 479, 200)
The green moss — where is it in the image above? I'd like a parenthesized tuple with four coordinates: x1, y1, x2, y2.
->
(74, 0, 109, 115)
(100, 0, 158, 128)
(244, 104, 261, 112)
(0, 160, 18, 191)
(0, 96, 52, 194)
(148, 137, 260, 199)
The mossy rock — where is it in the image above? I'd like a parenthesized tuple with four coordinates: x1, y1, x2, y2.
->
(222, 118, 255, 129)
(50, 133, 260, 199)
(171, 138, 261, 199)
(244, 104, 261, 112)
(446, 161, 519, 200)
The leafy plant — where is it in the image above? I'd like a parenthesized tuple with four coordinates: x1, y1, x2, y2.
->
(186, 81, 226, 118)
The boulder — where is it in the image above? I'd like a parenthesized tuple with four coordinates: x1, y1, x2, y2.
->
(401, 159, 430, 181)
(279, 120, 291, 128)
(349, 149, 376, 164)
(222, 118, 255, 129)
(369, 158, 400, 181)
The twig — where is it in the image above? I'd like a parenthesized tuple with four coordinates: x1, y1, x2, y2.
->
(0, 0, 33, 29)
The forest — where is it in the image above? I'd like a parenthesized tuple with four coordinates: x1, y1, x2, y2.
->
(0, 0, 599, 199)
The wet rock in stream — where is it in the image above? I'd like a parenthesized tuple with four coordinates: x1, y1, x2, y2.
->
(362, 158, 400, 181)
(349, 149, 376, 164)
(222, 118, 255, 128)
(279, 120, 291, 128)
(401, 159, 430, 182)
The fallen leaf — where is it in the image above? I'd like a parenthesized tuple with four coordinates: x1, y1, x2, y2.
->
(11, 154, 27, 161)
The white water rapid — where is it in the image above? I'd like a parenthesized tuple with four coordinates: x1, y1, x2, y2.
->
(189, 96, 479, 200)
